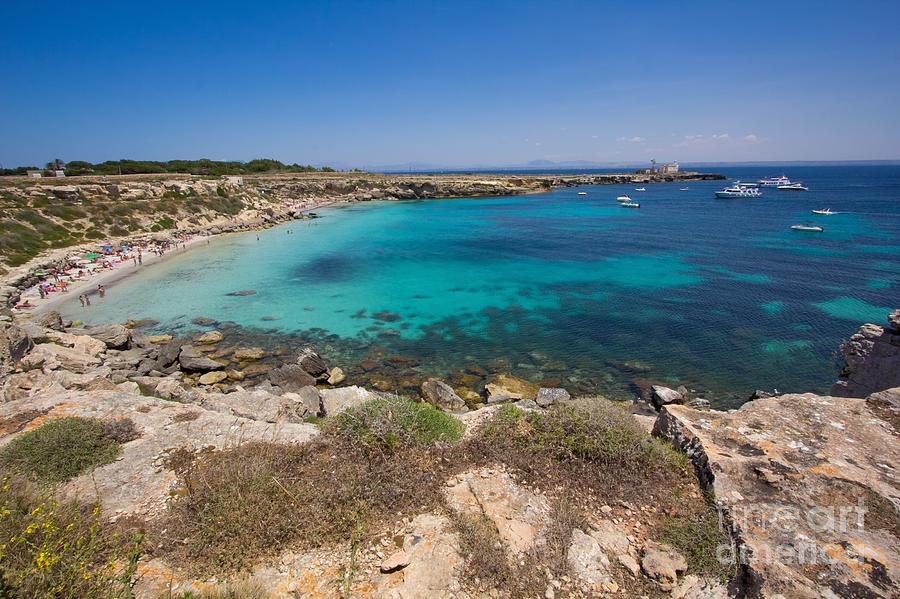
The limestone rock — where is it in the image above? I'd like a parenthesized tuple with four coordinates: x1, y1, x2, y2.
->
(200, 389, 310, 423)
(641, 541, 687, 591)
(198, 371, 228, 385)
(567, 528, 612, 589)
(320, 385, 375, 416)
(282, 385, 323, 417)
(379, 550, 410, 573)
(178, 345, 224, 372)
(485, 373, 540, 403)
(24, 343, 102, 373)
(37, 310, 64, 331)
(74, 323, 130, 349)
(233, 346, 266, 361)
(296, 346, 328, 380)
(326, 366, 345, 385)
(195, 330, 224, 344)
(535, 387, 570, 407)
(650, 385, 683, 410)
(589, 520, 631, 555)
(832, 311, 900, 397)
(421, 378, 467, 413)
(154, 377, 195, 402)
(444, 467, 550, 558)
(268, 363, 316, 392)
(147, 334, 172, 344)
(653, 392, 900, 597)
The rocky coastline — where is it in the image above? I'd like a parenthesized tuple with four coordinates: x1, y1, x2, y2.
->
(0, 301, 898, 597)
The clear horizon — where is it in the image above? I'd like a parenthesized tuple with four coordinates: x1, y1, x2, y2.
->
(2, 1, 899, 168)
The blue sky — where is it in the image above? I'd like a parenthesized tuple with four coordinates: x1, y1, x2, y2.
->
(1, 1, 899, 168)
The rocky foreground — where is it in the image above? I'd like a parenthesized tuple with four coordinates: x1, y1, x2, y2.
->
(0, 309, 898, 598)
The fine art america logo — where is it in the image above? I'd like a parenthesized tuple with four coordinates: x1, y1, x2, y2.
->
(715, 498, 868, 566)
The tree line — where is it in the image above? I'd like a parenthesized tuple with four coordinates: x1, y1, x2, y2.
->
(0, 159, 340, 177)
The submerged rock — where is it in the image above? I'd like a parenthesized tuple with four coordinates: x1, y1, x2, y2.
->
(194, 330, 224, 344)
(226, 290, 256, 296)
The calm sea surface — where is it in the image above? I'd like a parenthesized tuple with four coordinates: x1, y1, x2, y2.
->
(64, 165, 900, 407)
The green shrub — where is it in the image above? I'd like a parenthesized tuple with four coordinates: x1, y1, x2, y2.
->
(327, 396, 463, 452)
(0, 417, 135, 484)
(657, 500, 734, 580)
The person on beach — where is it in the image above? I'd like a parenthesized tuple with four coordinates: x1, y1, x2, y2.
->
(133, 256, 137, 266)
(84, 294, 91, 306)
(38, 286, 46, 299)
(138, 253, 142, 264)
(98, 285, 106, 298)
(59, 280, 67, 293)
(79, 295, 85, 307)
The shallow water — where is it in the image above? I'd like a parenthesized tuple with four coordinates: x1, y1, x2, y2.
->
(63, 165, 900, 407)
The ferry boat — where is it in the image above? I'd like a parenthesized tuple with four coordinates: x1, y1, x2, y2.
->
(759, 175, 792, 186)
(777, 183, 808, 191)
(791, 224, 824, 232)
(715, 185, 762, 198)
(577, 191, 588, 195)
(616, 195, 632, 202)
(620, 201, 640, 208)
(812, 209, 835, 215)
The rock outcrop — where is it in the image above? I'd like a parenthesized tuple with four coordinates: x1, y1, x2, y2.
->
(653, 390, 900, 598)
(832, 309, 900, 397)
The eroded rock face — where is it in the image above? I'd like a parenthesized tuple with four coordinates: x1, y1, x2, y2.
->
(0, 390, 318, 517)
(69, 323, 130, 349)
(832, 311, 900, 397)
(485, 373, 540, 403)
(320, 385, 376, 416)
(653, 391, 900, 598)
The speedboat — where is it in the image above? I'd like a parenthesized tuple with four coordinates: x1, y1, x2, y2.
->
(634, 187, 646, 192)
(777, 183, 808, 191)
(679, 187, 689, 191)
(759, 175, 792, 186)
(577, 191, 588, 195)
(620, 201, 640, 208)
(812, 209, 835, 215)
(616, 195, 632, 202)
(791, 224, 824, 232)
(715, 185, 762, 198)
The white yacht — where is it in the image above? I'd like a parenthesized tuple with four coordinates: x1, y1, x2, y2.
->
(759, 175, 792, 186)
(616, 195, 632, 202)
(791, 224, 824, 232)
(777, 183, 808, 191)
(715, 185, 762, 198)
(679, 187, 689, 191)
(577, 191, 588, 195)
(634, 187, 646, 192)
(620, 201, 640, 208)
(812, 209, 835, 215)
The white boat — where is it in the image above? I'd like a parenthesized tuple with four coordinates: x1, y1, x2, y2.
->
(777, 183, 808, 191)
(620, 201, 640, 208)
(577, 191, 588, 195)
(616, 195, 632, 202)
(634, 187, 646, 192)
(759, 175, 792, 186)
(812, 209, 835, 215)
(679, 187, 689, 191)
(715, 185, 762, 198)
(733, 181, 758, 188)
(791, 224, 824, 232)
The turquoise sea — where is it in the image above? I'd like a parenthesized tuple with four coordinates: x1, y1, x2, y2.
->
(63, 165, 900, 407)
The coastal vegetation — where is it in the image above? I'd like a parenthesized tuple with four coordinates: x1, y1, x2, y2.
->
(1, 158, 339, 177)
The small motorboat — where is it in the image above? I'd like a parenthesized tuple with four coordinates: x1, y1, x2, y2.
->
(715, 185, 762, 198)
(777, 183, 808, 191)
(577, 191, 588, 195)
(812, 209, 835, 215)
(616, 195, 632, 202)
(791, 224, 824, 232)
(620, 201, 641, 208)
(634, 187, 646, 192)
(679, 187, 689, 191)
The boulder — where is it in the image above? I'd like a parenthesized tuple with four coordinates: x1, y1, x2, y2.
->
(379, 550, 410, 574)
(147, 334, 173, 344)
(268, 364, 316, 393)
(326, 366, 345, 385)
(889, 308, 900, 332)
(832, 311, 900, 397)
(283, 385, 323, 417)
(154, 377, 195, 402)
(653, 392, 900, 597)
(640, 541, 687, 591)
(485, 373, 540, 403)
(296, 347, 328, 380)
(23, 343, 102, 373)
(157, 339, 185, 368)
(195, 330, 224, 344)
(420, 378, 468, 413)
(233, 347, 266, 361)
(198, 371, 228, 385)
(535, 387, 570, 407)
(37, 310, 64, 331)
(77, 323, 130, 349)
(748, 389, 772, 400)
(2, 323, 34, 368)
(650, 385, 683, 410)
(320, 385, 374, 416)
(200, 389, 309, 423)
(177, 345, 224, 372)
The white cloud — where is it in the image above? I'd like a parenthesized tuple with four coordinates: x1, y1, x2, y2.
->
(743, 134, 763, 144)
(617, 136, 646, 143)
